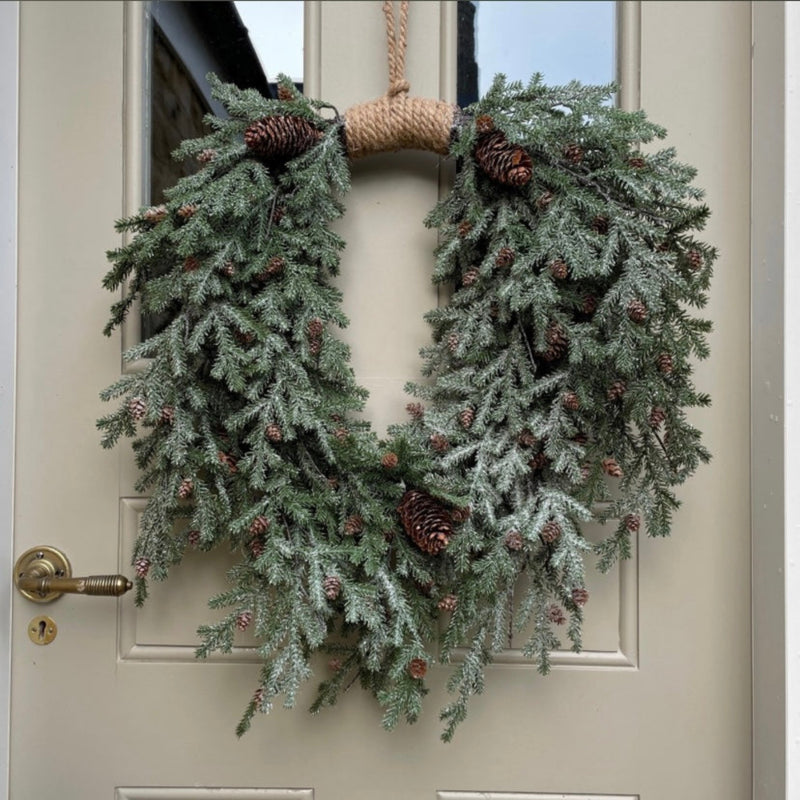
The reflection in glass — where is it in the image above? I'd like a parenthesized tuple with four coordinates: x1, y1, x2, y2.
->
(458, 1, 616, 107)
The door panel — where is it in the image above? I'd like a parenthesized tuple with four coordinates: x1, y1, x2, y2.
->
(11, 2, 752, 798)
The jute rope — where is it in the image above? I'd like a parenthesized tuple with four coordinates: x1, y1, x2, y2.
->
(344, 1, 455, 158)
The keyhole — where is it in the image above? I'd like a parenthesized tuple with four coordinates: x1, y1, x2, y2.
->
(37, 619, 46, 642)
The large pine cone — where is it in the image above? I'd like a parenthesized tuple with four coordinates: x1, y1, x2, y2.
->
(244, 115, 322, 162)
(398, 490, 454, 555)
(474, 131, 532, 187)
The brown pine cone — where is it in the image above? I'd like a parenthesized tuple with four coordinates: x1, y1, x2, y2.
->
(475, 114, 495, 134)
(398, 490, 454, 555)
(134, 557, 150, 579)
(447, 332, 460, 353)
(406, 402, 424, 420)
(518, 429, 537, 448)
(408, 657, 428, 679)
(250, 537, 265, 559)
(262, 256, 285, 278)
(381, 452, 399, 469)
(607, 380, 627, 401)
(128, 396, 147, 421)
(571, 587, 589, 606)
(333, 427, 349, 442)
(344, 515, 364, 536)
(592, 215, 609, 234)
(541, 520, 561, 544)
(628, 155, 646, 169)
(458, 220, 473, 237)
(236, 610, 253, 631)
(582, 294, 598, 316)
(177, 478, 194, 499)
(244, 115, 322, 161)
(549, 258, 568, 280)
(249, 515, 270, 536)
(562, 391, 580, 411)
(327, 657, 343, 672)
(624, 513, 641, 532)
(323, 575, 341, 600)
(505, 530, 524, 551)
(253, 687, 266, 711)
(601, 457, 623, 477)
(474, 130, 533, 187)
(308, 317, 323, 355)
(541, 320, 568, 362)
(564, 143, 584, 164)
(451, 506, 471, 524)
(221, 261, 235, 277)
(266, 423, 283, 442)
(687, 249, 704, 270)
(657, 352, 674, 374)
(528, 451, 548, 472)
(459, 408, 475, 429)
(217, 452, 238, 474)
(438, 594, 458, 612)
(649, 406, 667, 429)
(183, 256, 200, 272)
(495, 247, 515, 268)
(430, 433, 450, 453)
(177, 203, 197, 219)
(143, 204, 167, 224)
(277, 85, 295, 101)
(462, 267, 480, 287)
(536, 191, 554, 210)
(197, 148, 216, 164)
(187, 529, 201, 548)
(627, 299, 647, 323)
(547, 604, 566, 625)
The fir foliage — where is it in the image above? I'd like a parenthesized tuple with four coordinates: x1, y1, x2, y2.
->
(99, 73, 713, 741)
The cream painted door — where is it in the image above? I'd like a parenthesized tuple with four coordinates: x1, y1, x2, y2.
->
(10, 2, 751, 798)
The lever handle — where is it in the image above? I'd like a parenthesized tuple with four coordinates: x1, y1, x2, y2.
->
(14, 546, 132, 603)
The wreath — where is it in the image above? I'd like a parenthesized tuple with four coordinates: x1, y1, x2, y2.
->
(99, 9, 713, 742)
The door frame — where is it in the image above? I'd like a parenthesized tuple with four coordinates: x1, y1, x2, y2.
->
(0, 2, 794, 798)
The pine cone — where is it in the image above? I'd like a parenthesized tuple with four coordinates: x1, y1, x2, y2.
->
(573, 432, 588, 445)
(495, 247, 515, 268)
(582, 294, 598, 316)
(218, 451, 238, 474)
(541, 321, 568, 362)
(344, 515, 364, 536)
(197, 148, 216, 164)
(134, 557, 150, 579)
(277, 85, 295, 101)
(430, 433, 450, 453)
(323, 575, 341, 600)
(451, 506, 471, 524)
(687, 249, 704, 270)
(549, 258, 568, 280)
(177, 478, 193, 499)
(406, 402, 424, 420)
(261, 256, 285, 279)
(601, 457, 623, 477)
(628, 155, 646, 169)
(547, 604, 566, 625)
(518, 429, 537, 448)
(249, 515, 270, 536)
(649, 407, 666, 429)
(475, 114, 495, 134)
(308, 317, 323, 355)
(187, 530, 201, 548)
(250, 537, 265, 559)
(458, 220, 472, 237)
(327, 657, 343, 672)
(528, 451, 548, 472)
(592, 215, 609, 234)
(657, 352, 674, 375)
(536, 191, 554, 210)
(244, 115, 322, 161)
(627, 299, 647, 323)
(564, 143, 584, 164)
(128, 396, 147, 422)
(333, 427, 349, 442)
(504, 530, 524, 551)
(183, 256, 200, 273)
(562, 391, 580, 411)
(459, 408, 475, 429)
(462, 267, 480, 287)
(253, 687, 266, 711)
(572, 587, 589, 606)
(474, 130, 533, 187)
(381, 452, 399, 469)
(236, 610, 253, 631)
(408, 658, 428, 679)
(447, 332, 460, 353)
(607, 380, 627, 401)
(143, 204, 167, 224)
(398, 490, 454, 555)
(624, 513, 641, 532)
(438, 594, 458, 612)
(177, 203, 197, 220)
(266, 423, 283, 443)
(541, 520, 561, 544)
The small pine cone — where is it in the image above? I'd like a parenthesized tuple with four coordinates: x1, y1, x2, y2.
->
(218, 451, 238, 474)
(438, 594, 458, 612)
(458, 220, 472, 237)
(592, 215, 609, 234)
(549, 258, 568, 280)
(518, 429, 537, 448)
(475, 130, 533, 187)
(447, 332, 460, 353)
(277, 85, 295, 101)
(562, 391, 580, 411)
(235, 330, 254, 346)
(459, 408, 475, 429)
(572, 587, 589, 606)
(541, 321, 568, 362)
(197, 148, 216, 164)
(564, 143, 584, 164)
(462, 267, 480, 287)
(128, 396, 147, 422)
(235, 610, 253, 631)
(308, 317, 324, 339)
(430, 433, 450, 453)
(495, 246, 515, 268)
(134, 557, 151, 579)
(582, 294, 598, 316)
(628, 155, 647, 169)
(333, 427, 349, 442)
(601, 457, 623, 478)
(253, 687, 266, 711)
(475, 114, 495, 134)
(272, 206, 285, 225)
(580, 463, 592, 482)
(183, 256, 200, 272)
(505, 530, 524, 551)
(657, 352, 674, 375)
(451, 506, 471, 524)
(536, 191, 554, 210)
(266, 423, 283, 443)
(249, 515, 270, 536)
(177, 203, 197, 219)
(344, 515, 364, 536)
(408, 658, 428, 679)
(627, 299, 647, 323)
(244, 115, 322, 161)
(547, 604, 567, 625)
(383, 530, 395, 543)
(221, 261, 235, 277)
(264, 256, 285, 277)
(541, 520, 561, 544)
(528, 451, 548, 472)
(160, 405, 174, 424)
(381, 452, 399, 469)
(573, 432, 588, 445)
(250, 537, 265, 559)
(687, 249, 704, 270)
(177, 478, 193, 499)
(624, 513, 641, 532)
(649, 406, 667, 429)
(323, 575, 341, 601)
(406, 402, 424, 420)
(607, 380, 627, 401)
(143, 204, 167, 224)
(187, 529, 201, 548)
(327, 477, 340, 490)
(327, 657, 343, 672)
(398, 490, 454, 555)
(415, 581, 435, 597)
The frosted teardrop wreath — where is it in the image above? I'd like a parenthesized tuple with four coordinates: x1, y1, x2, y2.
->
(99, 73, 713, 741)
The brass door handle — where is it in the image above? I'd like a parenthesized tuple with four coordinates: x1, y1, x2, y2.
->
(14, 545, 132, 603)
